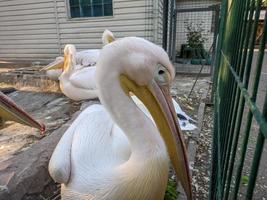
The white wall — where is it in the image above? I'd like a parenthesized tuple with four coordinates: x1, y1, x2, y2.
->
(56, 0, 154, 51)
(0, 0, 159, 62)
(0, 0, 60, 61)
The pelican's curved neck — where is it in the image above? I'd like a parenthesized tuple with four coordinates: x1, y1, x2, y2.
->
(97, 73, 164, 153)
(62, 54, 76, 77)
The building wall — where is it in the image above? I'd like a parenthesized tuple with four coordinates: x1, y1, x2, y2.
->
(175, 0, 220, 54)
(0, 0, 160, 62)
(0, 0, 59, 61)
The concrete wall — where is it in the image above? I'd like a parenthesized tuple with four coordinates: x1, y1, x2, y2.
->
(175, 0, 220, 54)
(0, 0, 163, 62)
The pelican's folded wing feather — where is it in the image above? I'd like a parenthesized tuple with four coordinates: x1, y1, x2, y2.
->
(48, 111, 88, 183)
(48, 105, 104, 183)
(69, 67, 97, 90)
(49, 125, 75, 183)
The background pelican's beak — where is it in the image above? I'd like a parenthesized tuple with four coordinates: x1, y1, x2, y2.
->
(120, 75, 192, 200)
(40, 59, 64, 71)
(0, 92, 45, 134)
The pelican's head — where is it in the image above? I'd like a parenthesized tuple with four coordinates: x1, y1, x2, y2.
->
(96, 37, 192, 199)
(102, 29, 116, 45)
(0, 92, 45, 134)
(41, 44, 77, 74)
(62, 44, 77, 72)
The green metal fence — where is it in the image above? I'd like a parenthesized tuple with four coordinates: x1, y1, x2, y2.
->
(210, 0, 267, 199)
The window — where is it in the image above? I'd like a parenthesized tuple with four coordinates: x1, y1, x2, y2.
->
(69, 0, 113, 18)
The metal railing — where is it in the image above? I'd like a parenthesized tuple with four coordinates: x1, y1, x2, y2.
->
(210, 0, 267, 199)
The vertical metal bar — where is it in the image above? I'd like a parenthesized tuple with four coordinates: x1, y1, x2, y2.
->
(223, 0, 262, 198)
(220, 4, 237, 158)
(221, 2, 256, 165)
(162, 0, 169, 50)
(216, 108, 223, 199)
(221, 0, 254, 178)
(221, 0, 245, 161)
(221, 0, 248, 177)
(246, 133, 265, 199)
(221, 2, 247, 197)
(233, 9, 267, 199)
(211, 6, 221, 101)
(219, 2, 245, 186)
(171, 10, 177, 62)
(168, 0, 174, 57)
(209, 1, 228, 199)
(245, 9, 267, 199)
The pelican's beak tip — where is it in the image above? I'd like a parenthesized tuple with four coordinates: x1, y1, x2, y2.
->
(40, 123, 46, 135)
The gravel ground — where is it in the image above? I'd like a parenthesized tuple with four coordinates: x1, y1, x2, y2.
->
(171, 75, 212, 199)
(192, 105, 213, 200)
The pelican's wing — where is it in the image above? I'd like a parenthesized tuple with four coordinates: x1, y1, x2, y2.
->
(49, 123, 77, 183)
(69, 67, 97, 90)
(76, 49, 100, 66)
(48, 108, 92, 183)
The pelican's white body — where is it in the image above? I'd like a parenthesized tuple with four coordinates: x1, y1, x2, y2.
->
(59, 66, 97, 100)
(49, 104, 169, 200)
(46, 50, 99, 81)
(57, 47, 99, 100)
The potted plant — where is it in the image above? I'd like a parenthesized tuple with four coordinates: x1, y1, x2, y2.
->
(180, 20, 210, 64)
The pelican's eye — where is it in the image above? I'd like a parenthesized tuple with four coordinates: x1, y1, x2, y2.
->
(154, 64, 170, 85)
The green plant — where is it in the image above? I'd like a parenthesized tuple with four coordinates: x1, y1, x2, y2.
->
(164, 179, 178, 200)
(241, 175, 249, 186)
(184, 20, 207, 49)
(263, 0, 267, 7)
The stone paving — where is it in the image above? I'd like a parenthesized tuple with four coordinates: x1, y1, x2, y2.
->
(0, 90, 78, 163)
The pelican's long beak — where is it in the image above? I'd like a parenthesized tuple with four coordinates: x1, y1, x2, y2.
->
(40, 59, 64, 71)
(0, 92, 45, 134)
(120, 75, 192, 200)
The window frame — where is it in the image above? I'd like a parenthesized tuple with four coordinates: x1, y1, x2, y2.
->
(65, 0, 114, 20)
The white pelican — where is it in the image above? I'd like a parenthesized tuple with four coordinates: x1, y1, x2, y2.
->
(42, 30, 116, 100)
(43, 49, 99, 81)
(42, 46, 98, 100)
(43, 30, 115, 81)
(49, 37, 192, 199)
(0, 91, 45, 133)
